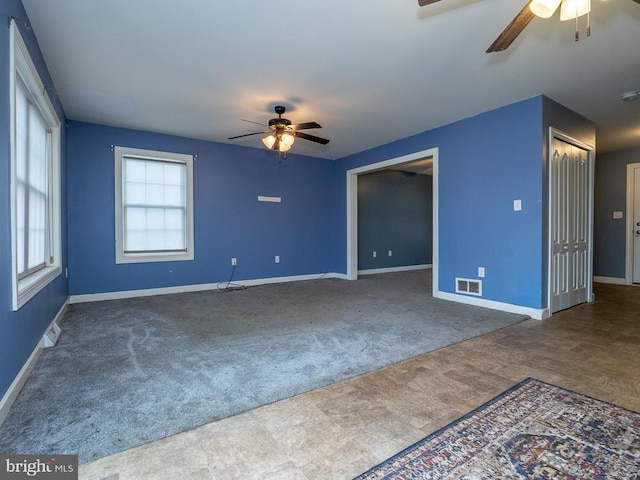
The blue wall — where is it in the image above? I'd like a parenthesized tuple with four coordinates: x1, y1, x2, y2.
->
(358, 170, 432, 269)
(66, 121, 338, 295)
(336, 97, 545, 308)
(334, 96, 595, 310)
(593, 146, 640, 279)
(0, 1, 68, 399)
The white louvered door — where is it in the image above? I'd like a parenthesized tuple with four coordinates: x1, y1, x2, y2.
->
(632, 166, 640, 283)
(550, 138, 590, 313)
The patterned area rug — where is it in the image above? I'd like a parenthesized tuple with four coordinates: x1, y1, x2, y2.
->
(355, 378, 640, 479)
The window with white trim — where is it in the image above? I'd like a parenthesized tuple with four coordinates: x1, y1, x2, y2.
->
(114, 147, 194, 264)
(10, 19, 62, 311)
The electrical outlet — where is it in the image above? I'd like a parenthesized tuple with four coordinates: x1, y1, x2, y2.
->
(231, 257, 237, 266)
(275, 255, 280, 264)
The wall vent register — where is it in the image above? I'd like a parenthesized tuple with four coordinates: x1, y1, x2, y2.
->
(456, 277, 482, 296)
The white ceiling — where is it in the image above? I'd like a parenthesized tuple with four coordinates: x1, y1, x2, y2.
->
(21, 0, 640, 160)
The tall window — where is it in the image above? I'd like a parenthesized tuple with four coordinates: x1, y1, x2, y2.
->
(15, 79, 49, 279)
(114, 147, 194, 264)
(10, 20, 61, 311)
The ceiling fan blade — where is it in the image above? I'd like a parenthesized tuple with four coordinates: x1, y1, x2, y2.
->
(633, 0, 640, 4)
(228, 131, 268, 139)
(294, 131, 330, 145)
(486, 2, 536, 53)
(418, 0, 442, 6)
(292, 121, 322, 130)
(241, 119, 269, 127)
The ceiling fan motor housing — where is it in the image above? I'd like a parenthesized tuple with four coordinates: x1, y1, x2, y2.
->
(268, 118, 292, 128)
(269, 105, 291, 128)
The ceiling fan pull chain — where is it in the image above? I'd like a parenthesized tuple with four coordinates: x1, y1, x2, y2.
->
(575, 14, 579, 42)
(586, 0, 591, 37)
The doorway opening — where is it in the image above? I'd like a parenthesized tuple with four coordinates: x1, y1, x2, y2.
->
(346, 147, 440, 296)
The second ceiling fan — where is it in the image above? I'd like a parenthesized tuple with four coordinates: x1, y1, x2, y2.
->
(418, 0, 640, 53)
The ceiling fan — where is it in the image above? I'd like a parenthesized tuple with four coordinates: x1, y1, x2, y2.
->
(418, 0, 640, 53)
(228, 105, 330, 153)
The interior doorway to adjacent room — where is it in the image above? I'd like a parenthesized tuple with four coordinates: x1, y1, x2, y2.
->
(346, 147, 439, 294)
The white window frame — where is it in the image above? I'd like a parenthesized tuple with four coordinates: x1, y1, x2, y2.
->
(9, 20, 62, 311)
(114, 146, 194, 264)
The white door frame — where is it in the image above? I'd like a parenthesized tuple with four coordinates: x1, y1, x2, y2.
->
(345, 147, 439, 295)
(547, 128, 595, 313)
(625, 162, 640, 284)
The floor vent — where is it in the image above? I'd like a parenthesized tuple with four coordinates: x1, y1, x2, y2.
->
(43, 322, 61, 348)
(456, 277, 482, 296)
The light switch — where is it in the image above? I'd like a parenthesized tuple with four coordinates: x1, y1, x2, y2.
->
(613, 211, 623, 219)
(478, 267, 485, 278)
(513, 199, 522, 211)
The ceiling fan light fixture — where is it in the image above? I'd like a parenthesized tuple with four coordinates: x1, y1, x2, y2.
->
(262, 135, 276, 149)
(281, 133, 295, 147)
(559, 0, 591, 21)
(530, 0, 562, 18)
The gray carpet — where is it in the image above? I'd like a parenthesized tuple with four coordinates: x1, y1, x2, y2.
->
(0, 270, 527, 463)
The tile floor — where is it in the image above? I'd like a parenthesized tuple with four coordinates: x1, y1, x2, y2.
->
(79, 283, 640, 479)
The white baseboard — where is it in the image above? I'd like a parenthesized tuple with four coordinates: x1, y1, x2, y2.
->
(593, 276, 627, 285)
(69, 272, 349, 304)
(0, 299, 69, 426)
(358, 264, 432, 276)
(435, 291, 548, 320)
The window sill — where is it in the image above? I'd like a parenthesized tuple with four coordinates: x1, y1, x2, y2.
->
(14, 265, 62, 311)
(115, 251, 194, 265)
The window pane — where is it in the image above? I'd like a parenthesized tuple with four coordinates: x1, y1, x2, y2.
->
(146, 208, 164, 229)
(28, 190, 46, 268)
(122, 157, 188, 254)
(16, 182, 26, 274)
(28, 104, 48, 192)
(125, 207, 147, 228)
(163, 163, 183, 185)
(164, 185, 184, 206)
(126, 231, 147, 252)
(165, 230, 185, 250)
(15, 86, 28, 183)
(146, 161, 165, 184)
(145, 184, 164, 205)
(125, 159, 146, 182)
(15, 80, 49, 276)
(125, 182, 147, 205)
(165, 208, 184, 229)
